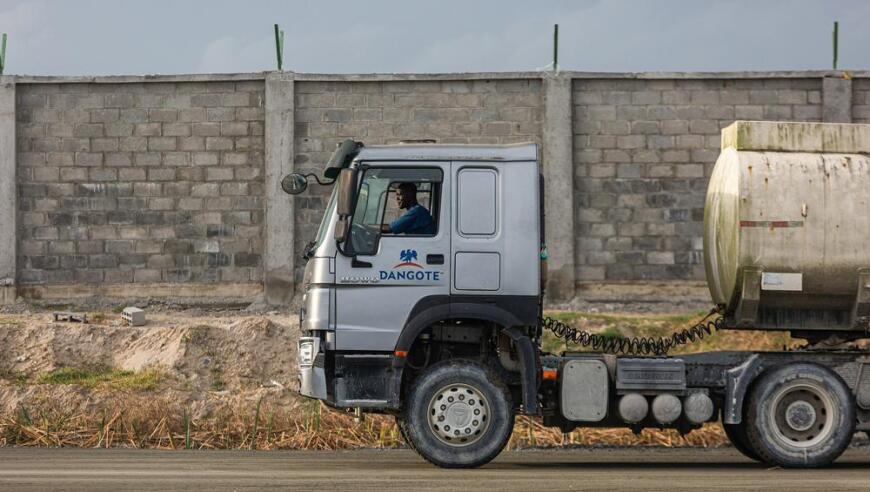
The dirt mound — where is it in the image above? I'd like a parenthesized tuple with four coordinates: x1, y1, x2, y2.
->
(0, 312, 300, 399)
(169, 317, 298, 393)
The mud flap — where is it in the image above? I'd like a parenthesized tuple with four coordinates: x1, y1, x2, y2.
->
(503, 327, 539, 414)
(334, 353, 399, 409)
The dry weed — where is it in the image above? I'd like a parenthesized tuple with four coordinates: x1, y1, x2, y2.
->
(0, 393, 727, 450)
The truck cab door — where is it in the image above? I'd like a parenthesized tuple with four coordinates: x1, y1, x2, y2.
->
(333, 164, 450, 351)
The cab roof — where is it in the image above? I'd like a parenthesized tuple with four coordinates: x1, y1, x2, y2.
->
(354, 142, 538, 163)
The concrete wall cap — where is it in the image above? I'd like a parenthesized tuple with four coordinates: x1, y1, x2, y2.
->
(722, 121, 870, 154)
(358, 142, 538, 162)
(8, 69, 870, 85)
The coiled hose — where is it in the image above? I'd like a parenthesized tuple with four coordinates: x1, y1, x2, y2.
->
(541, 307, 725, 356)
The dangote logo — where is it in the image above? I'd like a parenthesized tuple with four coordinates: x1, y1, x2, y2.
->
(379, 249, 441, 281)
(395, 249, 422, 268)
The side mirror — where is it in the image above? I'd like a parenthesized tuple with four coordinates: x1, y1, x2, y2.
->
(281, 173, 308, 195)
(334, 217, 349, 243)
(336, 168, 357, 217)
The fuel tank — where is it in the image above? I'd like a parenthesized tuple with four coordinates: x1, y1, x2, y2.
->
(703, 121, 870, 333)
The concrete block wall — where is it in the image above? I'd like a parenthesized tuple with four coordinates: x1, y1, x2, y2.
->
(855, 78, 870, 123)
(292, 77, 543, 282)
(572, 77, 823, 283)
(0, 70, 866, 304)
(14, 78, 266, 298)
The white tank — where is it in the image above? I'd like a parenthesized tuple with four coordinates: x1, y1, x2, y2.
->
(703, 121, 870, 334)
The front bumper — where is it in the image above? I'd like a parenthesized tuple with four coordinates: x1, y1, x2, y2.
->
(297, 336, 328, 400)
(297, 337, 403, 410)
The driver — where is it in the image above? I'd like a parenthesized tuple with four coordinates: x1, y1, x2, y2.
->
(383, 182, 435, 235)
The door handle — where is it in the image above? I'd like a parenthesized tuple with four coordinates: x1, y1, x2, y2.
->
(426, 254, 444, 265)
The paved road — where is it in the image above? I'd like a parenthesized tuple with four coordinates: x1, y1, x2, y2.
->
(0, 447, 869, 491)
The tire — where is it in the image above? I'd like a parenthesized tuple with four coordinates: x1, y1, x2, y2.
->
(744, 363, 855, 468)
(394, 415, 417, 451)
(401, 359, 515, 468)
(722, 423, 761, 462)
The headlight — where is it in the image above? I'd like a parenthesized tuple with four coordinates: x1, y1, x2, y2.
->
(299, 340, 316, 367)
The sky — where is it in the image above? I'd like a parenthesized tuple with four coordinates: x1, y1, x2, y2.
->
(1, 0, 868, 76)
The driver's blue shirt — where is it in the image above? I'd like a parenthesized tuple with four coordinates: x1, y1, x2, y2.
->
(390, 204, 435, 235)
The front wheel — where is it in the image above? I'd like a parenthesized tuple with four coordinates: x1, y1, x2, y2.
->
(402, 360, 515, 468)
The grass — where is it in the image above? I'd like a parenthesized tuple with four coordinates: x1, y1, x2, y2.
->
(209, 366, 226, 391)
(0, 369, 28, 386)
(0, 393, 728, 450)
(36, 365, 164, 391)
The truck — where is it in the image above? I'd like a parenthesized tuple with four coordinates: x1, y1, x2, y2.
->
(286, 121, 870, 469)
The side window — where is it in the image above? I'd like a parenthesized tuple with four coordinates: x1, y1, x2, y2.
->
(458, 168, 497, 236)
(382, 182, 435, 228)
(349, 167, 443, 255)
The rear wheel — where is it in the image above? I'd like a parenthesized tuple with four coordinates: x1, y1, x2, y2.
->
(401, 359, 514, 468)
(745, 363, 855, 468)
(722, 422, 760, 462)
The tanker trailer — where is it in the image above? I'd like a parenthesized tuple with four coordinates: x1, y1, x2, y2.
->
(705, 121, 870, 342)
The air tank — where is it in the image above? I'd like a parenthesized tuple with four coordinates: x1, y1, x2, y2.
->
(703, 121, 870, 334)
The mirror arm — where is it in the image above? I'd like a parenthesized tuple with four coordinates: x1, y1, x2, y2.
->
(335, 238, 354, 257)
(305, 173, 336, 186)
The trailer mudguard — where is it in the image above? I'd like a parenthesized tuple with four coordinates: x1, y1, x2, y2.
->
(723, 354, 763, 424)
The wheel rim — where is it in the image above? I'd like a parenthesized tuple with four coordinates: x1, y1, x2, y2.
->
(427, 383, 490, 447)
(768, 381, 836, 449)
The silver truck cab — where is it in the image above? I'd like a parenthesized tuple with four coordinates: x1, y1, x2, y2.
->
(294, 141, 542, 410)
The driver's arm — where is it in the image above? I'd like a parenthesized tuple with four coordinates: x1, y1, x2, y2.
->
(387, 210, 414, 234)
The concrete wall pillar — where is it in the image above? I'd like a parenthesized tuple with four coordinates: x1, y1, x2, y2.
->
(823, 74, 852, 123)
(264, 72, 296, 305)
(0, 78, 15, 304)
(542, 74, 575, 302)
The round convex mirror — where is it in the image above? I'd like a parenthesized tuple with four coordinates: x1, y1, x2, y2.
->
(281, 173, 308, 195)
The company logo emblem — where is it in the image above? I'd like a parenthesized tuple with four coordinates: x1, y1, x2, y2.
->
(394, 249, 422, 269)
(379, 249, 441, 282)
